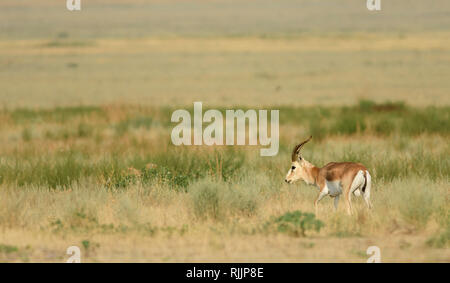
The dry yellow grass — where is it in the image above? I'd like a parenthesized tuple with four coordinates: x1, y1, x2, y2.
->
(0, 176, 448, 263)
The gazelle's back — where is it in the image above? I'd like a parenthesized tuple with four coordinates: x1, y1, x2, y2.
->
(320, 162, 367, 182)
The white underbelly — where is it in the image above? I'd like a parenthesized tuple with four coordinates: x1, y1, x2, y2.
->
(325, 180, 342, 197)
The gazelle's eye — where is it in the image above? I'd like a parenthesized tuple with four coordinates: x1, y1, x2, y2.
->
(291, 166, 296, 170)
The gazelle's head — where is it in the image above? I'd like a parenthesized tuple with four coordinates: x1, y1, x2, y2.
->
(284, 136, 312, 184)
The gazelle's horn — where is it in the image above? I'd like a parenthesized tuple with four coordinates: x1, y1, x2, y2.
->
(291, 136, 312, 161)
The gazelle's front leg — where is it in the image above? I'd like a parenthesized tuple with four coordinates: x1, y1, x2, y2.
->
(314, 189, 328, 216)
(333, 195, 340, 212)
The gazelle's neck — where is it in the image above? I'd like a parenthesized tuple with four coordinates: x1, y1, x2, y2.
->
(301, 159, 319, 186)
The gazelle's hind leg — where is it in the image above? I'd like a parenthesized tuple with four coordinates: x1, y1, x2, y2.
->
(346, 170, 365, 215)
(345, 190, 353, 215)
(363, 171, 373, 209)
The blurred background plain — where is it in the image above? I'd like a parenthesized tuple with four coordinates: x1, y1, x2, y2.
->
(1, 0, 449, 108)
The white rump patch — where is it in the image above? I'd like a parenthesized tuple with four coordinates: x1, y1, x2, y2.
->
(350, 170, 366, 195)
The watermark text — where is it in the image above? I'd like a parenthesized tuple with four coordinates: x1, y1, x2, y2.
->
(66, 0, 81, 11)
(171, 102, 279, 156)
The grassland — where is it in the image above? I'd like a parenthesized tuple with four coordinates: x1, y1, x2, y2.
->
(0, 0, 449, 262)
(0, 102, 448, 262)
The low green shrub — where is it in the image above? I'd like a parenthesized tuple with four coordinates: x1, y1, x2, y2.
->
(265, 210, 324, 237)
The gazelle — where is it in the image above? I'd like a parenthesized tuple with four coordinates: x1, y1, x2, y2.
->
(284, 136, 372, 215)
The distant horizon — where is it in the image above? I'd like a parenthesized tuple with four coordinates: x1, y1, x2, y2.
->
(1, 0, 450, 40)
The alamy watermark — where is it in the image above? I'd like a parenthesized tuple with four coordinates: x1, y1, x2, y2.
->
(367, 0, 381, 11)
(366, 246, 381, 263)
(67, 0, 81, 11)
(171, 102, 279, 156)
(66, 246, 81, 263)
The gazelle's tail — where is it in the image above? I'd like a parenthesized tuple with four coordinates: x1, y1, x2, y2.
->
(361, 171, 368, 193)
(363, 170, 372, 209)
